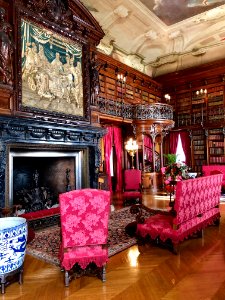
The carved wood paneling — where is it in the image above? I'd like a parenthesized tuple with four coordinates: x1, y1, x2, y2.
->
(0, 85, 13, 112)
(0, 0, 105, 124)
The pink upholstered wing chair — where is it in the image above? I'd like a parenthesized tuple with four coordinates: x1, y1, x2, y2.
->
(59, 189, 110, 287)
(122, 169, 142, 205)
(202, 165, 225, 193)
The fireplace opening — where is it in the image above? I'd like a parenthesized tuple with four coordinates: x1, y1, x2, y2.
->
(9, 149, 84, 213)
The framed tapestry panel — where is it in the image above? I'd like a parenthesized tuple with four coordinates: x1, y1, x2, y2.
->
(19, 18, 88, 121)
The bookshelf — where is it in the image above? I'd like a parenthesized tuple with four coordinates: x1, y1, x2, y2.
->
(172, 84, 225, 128)
(207, 128, 225, 164)
(176, 92, 192, 126)
(207, 86, 224, 122)
(191, 129, 207, 173)
(99, 75, 117, 100)
(99, 72, 161, 105)
(191, 90, 207, 125)
(125, 83, 134, 102)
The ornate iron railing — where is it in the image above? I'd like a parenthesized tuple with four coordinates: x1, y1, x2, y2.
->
(133, 103, 173, 120)
(98, 97, 174, 121)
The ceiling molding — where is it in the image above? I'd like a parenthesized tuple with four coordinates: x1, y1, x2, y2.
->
(80, 0, 225, 76)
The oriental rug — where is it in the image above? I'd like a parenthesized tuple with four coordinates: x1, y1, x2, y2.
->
(26, 206, 153, 267)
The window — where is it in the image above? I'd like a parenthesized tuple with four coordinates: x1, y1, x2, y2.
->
(176, 134, 186, 163)
(110, 148, 114, 176)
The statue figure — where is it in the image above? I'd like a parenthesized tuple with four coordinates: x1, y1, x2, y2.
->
(33, 169, 39, 188)
(0, 7, 13, 85)
(90, 52, 101, 105)
(66, 168, 71, 192)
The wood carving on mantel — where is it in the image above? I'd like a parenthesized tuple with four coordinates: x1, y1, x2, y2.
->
(89, 52, 101, 106)
(24, 0, 73, 31)
(0, 7, 13, 86)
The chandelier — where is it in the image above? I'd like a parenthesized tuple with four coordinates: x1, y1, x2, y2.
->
(196, 88, 207, 96)
(195, 88, 207, 126)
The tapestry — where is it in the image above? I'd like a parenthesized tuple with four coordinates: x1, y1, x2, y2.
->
(21, 19, 83, 117)
(26, 206, 153, 266)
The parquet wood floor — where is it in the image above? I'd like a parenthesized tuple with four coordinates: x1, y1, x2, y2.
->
(2, 192, 225, 299)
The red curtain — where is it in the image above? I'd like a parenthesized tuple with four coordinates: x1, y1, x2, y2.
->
(169, 131, 179, 154)
(113, 127, 123, 192)
(180, 131, 191, 166)
(144, 135, 153, 162)
(103, 127, 113, 192)
(103, 126, 123, 193)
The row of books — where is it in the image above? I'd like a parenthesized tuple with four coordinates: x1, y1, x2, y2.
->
(194, 159, 206, 165)
(209, 156, 225, 163)
(209, 148, 224, 155)
(208, 91, 223, 97)
(208, 134, 224, 140)
(194, 154, 205, 159)
(194, 145, 205, 150)
(192, 139, 205, 144)
(208, 141, 224, 147)
(194, 150, 205, 155)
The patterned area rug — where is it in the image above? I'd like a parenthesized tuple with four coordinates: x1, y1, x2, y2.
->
(26, 206, 153, 267)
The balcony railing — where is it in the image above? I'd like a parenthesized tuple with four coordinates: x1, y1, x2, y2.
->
(133, 103, 173, 120)
(98, 97, 174, 121)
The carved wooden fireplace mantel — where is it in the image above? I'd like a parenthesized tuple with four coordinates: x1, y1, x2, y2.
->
(0, 116, 106, 210)
(0, 0, 108, 211)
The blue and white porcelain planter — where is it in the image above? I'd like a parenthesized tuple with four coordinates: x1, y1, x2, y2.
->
(0, 217, 27, 275)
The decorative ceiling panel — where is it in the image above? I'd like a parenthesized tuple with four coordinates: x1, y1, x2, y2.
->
(80, 0, 225, 76)
(139, 0, 225, 25)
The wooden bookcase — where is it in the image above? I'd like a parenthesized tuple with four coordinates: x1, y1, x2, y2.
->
(191, 91, 207, 125)
(207, 128, 225, 164)
(176, 92, 192, 126)
(191, 129, 207, 174)
(170, 85, 224, 129)
(207, 86, 224, 122)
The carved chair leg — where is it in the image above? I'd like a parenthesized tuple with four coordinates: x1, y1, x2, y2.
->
(102, 265, 106, 282)
(1, 278, 5, 294)
(65, 270, 70, 287)
(172, 243, 179, 255)
(19, 268, 23, 285)
(98, 265, 106, 282)
(196, 229, 203, 238)
(214, 218, 220, 226)
(137, 236, 146, 246)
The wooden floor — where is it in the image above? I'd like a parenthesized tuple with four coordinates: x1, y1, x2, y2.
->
(3, 192, 225, 299)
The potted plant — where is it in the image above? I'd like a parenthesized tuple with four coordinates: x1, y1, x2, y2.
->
(163, 153, 177, 165)
(163, 153, 189, 180)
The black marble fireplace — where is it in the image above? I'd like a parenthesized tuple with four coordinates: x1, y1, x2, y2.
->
(11, 149, 83, 212)
(0, 116, 105, 211)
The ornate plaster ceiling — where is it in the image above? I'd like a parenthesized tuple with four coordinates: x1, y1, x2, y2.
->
(80, 0, 225, 77)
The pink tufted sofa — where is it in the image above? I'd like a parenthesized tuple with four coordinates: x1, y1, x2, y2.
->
(202, 165, 225, 193)
(136, 174, 223, 253)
